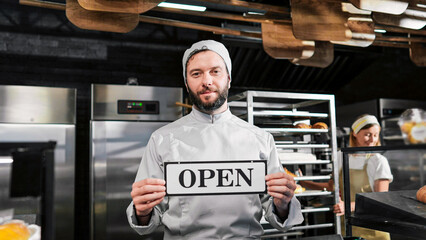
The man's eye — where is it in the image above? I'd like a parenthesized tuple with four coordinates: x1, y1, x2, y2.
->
(191, 72, 200, 77)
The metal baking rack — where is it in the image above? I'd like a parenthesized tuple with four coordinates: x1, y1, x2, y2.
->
(229, 90, 340, 238)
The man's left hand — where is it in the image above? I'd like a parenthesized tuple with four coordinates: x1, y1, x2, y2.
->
(265, 172, 297, 218)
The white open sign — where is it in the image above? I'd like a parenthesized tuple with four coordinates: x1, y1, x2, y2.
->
(164, 160, 267, 196)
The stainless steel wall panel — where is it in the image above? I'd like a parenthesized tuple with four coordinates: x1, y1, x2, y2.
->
(91, 121, 107, 240)
(0, 85, 76, 124)
(91, 84, 183, 121)
(91, 121, 167, 240)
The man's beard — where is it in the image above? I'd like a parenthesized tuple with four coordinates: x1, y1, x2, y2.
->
(188, 85, 228, 112)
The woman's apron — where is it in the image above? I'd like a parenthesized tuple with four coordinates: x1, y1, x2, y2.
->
(339, 156, 390, 240)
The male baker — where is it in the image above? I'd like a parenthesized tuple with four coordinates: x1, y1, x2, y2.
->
(127, 40, 303, 239)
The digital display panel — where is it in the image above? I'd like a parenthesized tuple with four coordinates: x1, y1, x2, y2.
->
(117, 100, 159, 114)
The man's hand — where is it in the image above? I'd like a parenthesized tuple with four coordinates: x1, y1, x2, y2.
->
(131, 178, 166, 223)
(265, 172, 296, 219)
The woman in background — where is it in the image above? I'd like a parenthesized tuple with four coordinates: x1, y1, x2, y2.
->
(335, 114, 393, 240)
(300, 114, 393, 240)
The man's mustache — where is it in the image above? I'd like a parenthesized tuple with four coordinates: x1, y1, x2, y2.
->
(198, 87, 217, 94)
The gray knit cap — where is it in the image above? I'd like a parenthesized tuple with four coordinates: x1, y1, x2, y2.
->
(182, 40, 232, 83)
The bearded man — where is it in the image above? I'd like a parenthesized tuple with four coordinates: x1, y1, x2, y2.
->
(127, 40, 303, 239)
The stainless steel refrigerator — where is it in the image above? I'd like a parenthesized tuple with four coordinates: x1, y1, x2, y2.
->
(90, 84, 182, 240)
(0, 85, 76, 240)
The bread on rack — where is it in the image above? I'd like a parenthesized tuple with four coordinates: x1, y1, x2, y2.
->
(284, 168, 305, 193)
(417, 185, 426, 203)
(295, 184, 306, 193)
(295, 123, 311, 129)
(312, 122, 328, 129)
(284, 167, 297, 177)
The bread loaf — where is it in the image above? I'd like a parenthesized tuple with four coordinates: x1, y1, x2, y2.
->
(417, 185, 426, 203)
(312, 122, 328, 129)
(401, 121, 426, 144)
(401, 122, 416, 134)
(284, 168, 297, 177)
(295, 184, 306, 193)
(295, 123, 311, 129)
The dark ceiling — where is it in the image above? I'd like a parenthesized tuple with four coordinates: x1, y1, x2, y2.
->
(0, 0, 425, 105)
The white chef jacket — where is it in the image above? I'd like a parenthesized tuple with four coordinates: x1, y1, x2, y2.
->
(127, 107, 304, 239)
(338, 152, 393, 191)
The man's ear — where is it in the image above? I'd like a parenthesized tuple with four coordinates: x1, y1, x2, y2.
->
(185, 82, 189, 92)
(227, 76, 231, 89)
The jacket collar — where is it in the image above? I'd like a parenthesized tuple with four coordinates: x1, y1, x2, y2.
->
(190, 106, 232, 124)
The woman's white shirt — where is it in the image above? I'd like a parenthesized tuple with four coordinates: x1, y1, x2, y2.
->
(338, 152, 393, 192)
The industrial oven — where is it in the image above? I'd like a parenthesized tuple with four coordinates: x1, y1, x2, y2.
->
(0, 85, 76, 240)
(90, 84, 182, 240)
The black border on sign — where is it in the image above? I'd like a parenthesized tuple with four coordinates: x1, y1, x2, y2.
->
(164, 160, 267, 196)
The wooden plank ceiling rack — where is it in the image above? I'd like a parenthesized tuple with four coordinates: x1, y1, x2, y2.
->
(19, 0, 426, 67)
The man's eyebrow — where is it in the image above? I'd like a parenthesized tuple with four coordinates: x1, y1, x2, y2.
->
(189, 68, 202, 74)
(189, 66, 223, 73)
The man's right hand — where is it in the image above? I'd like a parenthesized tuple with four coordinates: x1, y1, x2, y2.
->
(131, 178, 166, 220)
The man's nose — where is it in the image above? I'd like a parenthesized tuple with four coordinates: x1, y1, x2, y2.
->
(202, 73, 213, 86)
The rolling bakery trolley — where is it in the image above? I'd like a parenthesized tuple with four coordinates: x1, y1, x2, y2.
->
(229, 91, 340, 238)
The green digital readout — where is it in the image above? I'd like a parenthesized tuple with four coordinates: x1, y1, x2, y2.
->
(129, 102, 143, 107)
(118, 100, 159, 114)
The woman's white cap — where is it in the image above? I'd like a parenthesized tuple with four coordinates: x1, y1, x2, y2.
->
(351, 115, 380, 134)
(182, 40, 232, 83)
